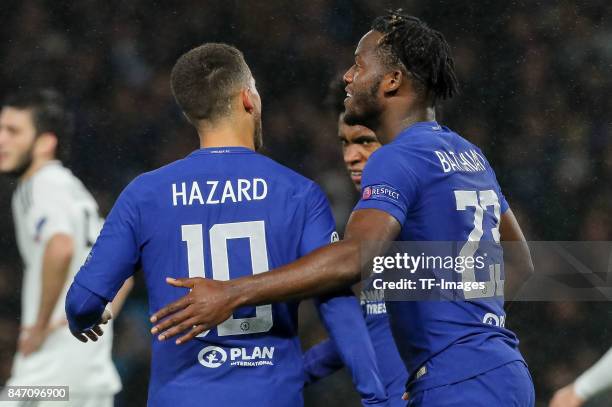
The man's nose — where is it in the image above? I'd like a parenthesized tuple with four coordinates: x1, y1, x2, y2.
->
(343, 67, 354, 84)
(344, 145, 363, 165)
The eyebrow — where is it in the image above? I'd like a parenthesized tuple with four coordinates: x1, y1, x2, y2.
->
(339, 134, 378, 144)
(353, 135, 377, 142)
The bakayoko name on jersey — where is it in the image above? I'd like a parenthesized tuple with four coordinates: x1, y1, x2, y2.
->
(172, 178, 268, 206)
(434, 149, 486, 173)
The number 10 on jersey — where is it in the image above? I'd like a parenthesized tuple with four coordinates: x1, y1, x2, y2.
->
(181, 221, 273, 337)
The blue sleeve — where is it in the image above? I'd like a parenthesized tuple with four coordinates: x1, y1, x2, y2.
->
(300, 182, 387, 405)
(478, 148, 510, 213)
(303, 339, 343, 384)
(497, 184, 509, 213)
(74, 181, 141, 300)
(298, 182, 337, 256)
(354, 146, 419, 226)
(315, 294, 387, 406)
(65, 281, 107, 332)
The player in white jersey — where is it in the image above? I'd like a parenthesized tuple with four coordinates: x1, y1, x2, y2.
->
(549, 347, 612, 406)
(0, 89, 131, 406)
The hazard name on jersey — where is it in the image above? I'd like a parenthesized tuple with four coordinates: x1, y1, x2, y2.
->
(172, 178, 268, 206)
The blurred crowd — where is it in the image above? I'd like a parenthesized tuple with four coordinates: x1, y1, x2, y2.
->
(0, 1, 610, 405)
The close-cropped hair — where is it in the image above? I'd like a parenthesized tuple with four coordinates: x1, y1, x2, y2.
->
(171, 43, 251, 124)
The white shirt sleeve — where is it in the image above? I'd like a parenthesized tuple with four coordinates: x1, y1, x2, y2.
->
(29, 180, 74, 245)
(574, 347, 612, 400)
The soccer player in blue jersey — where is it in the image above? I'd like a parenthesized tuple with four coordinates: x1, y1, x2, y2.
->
(64, 43, 388, 407)
(303, 80, 408, 406)
(150, 12, 536, 406)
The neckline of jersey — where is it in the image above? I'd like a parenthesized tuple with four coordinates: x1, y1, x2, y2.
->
(394, 121, 442, 143)
(19, 160, 62, 186)
(189, 146, 256, 156)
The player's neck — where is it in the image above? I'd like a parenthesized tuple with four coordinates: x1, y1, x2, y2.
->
(197, 120, 255, 151)
(20, 157, 54, 181)
(378, 107, 436, 144)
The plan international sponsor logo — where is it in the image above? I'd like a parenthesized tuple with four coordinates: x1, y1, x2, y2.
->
(198, 346, 275, 368)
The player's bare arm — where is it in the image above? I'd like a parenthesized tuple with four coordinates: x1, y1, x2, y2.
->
(110, 276, 134, 315)
(499, 209, 534, 300)
(19, 233, 74, 356)
(150, 209, 400, 344)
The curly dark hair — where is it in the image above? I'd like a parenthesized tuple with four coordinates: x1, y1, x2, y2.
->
(372, 10, 459, 105)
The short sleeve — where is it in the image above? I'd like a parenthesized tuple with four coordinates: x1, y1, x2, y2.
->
(28, 187, 73, 245)
(498, 188, 509, 214)
(299, 182, 337, 256)
(354, 146, 419, 226)
(479, 148, 510, 214)
(74, 180, 141, 300)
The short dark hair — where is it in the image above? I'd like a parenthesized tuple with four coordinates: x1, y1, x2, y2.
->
(171, 43, 251, 124)
(372, 11, 459, 105)
(3, 88, 73, 161)
(324, 74, 347, 117)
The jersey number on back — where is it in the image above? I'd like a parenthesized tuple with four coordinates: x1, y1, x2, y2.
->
(454, 190, 504, 299)
(181, 220, 273, 337)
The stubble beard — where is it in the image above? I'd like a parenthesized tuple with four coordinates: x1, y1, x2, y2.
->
(343, 77, 383, 131)
(1, 146, 34, 178)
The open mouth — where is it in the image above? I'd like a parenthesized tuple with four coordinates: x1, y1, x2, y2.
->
(344, 88, 353, 103)
(349, 170, 362, 182)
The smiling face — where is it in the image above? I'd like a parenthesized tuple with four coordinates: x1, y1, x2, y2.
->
(0, 107, 37, 175)
(343, 30, 387, 132)
(338, 114, 381, 191)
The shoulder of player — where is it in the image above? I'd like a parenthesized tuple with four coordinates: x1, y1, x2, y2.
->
(443, 130, 496, 174)
(440, 126, 484, 153)
(119, 157, 210, 205)
(409, 125, 490, 164)
(459, 138, 492, 169)
(124, 157, 190, 190)
(29, 162, 78, 202)
(252, 153, 319, 192)
(366, 142, 419, 172)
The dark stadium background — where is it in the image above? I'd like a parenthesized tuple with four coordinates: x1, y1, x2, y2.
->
(0, 1, 611, 406)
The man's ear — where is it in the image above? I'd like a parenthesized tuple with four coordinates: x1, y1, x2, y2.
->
(382, 70, 403, 94)
(242, 88, 255, 114)
(34, 132, 58, 157)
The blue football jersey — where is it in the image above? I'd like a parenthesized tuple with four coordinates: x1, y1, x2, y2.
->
(355, 122, 525, 393)
(72, 147, 385, 406)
